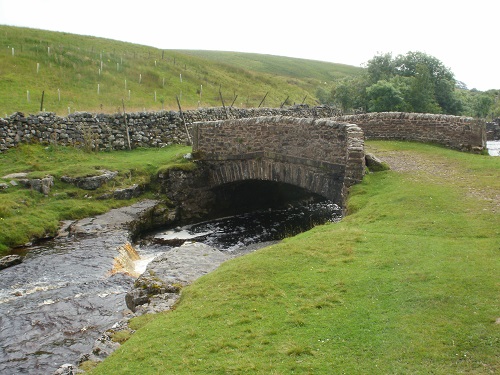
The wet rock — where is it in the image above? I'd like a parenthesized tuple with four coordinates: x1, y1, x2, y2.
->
(0, 254, 22, 270)
(125, 242, 230, 312)
(68, 199, 160, 236)
(61, 170, 118, 190)
(52, 363, 84, 374)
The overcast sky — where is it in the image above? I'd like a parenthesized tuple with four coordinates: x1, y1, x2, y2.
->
(0, 0, 498, 91)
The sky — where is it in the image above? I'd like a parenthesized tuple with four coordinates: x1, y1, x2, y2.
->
(0, 0, 498, 91)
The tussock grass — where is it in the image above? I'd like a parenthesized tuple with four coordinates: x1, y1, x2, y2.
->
(91, 142, 499, 374)
(0, 144, 191, 254)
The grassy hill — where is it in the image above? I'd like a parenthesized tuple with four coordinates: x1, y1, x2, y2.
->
(0, 25, 363, 116)
(89, 141, 499, 374)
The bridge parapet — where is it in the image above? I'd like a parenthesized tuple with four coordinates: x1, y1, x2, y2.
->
(332, 112, 486, 152)
(192, 116, 365, 206)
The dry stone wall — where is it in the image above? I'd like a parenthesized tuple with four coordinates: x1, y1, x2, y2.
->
(332, 112, 486, 152)
(0, 107, 485, 153)
(0, 105, 337, 152)
(486, 120, 500, 141)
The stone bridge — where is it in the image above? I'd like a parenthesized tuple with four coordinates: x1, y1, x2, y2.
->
(191, 116, 366, 207)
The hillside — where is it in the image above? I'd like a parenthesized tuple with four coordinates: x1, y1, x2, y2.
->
(0, 25, 363, 116)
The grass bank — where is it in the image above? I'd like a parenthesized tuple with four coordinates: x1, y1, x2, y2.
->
(91, 141, 499, 374)
(0, 143, 192, 255)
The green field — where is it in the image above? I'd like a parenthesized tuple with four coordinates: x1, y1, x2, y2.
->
(88, 141, 499, 374)
(0, 25, 362, 116)
(0, 144, 192, 254)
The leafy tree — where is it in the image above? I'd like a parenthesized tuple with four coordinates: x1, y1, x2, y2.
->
(366, 80, 405, 112)
(366, 53, 395, 84)
(364, 51, 460, 114)
(332, 80, 356, 112)
(406, 64, 441, 113)
(395, 51, 458, 114)
(315, 86, 334, 106)
(472, 94, 494, 118)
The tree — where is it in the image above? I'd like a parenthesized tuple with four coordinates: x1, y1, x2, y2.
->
(394, 51, 458, 113)
(406, 64, 441, 113)
(472, 94, 494, 118)
(327, 77, 369, 113)
(366, 80, 405, 112)
(366, 53, 395, 84)
(332, 81, 356, 112)
(364, 51, 459, 114)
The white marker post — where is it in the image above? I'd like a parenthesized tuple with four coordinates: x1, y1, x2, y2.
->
(97, 84, 100, 95)
(27, 90, 30, 102)
(36, 63, 40, 74)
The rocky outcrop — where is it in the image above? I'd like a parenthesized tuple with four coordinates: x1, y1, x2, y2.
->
(125, 242, 230, 313)
(97, 184, 142, 200)
(61, 170, 118, 190)
(18, 175, 54, 195)
(1, 172, 54, 195)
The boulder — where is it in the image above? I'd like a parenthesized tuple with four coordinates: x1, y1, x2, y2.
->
(61, 170, 118, 190)
(365, 153, 390, 172)
(5, 174, 54, 195)
(98, 184, 142, 200)
(0, 254, 23, 270)
(125, 242, 230, 313)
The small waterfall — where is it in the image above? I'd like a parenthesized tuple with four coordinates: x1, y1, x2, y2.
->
(111, 243, 141, 277)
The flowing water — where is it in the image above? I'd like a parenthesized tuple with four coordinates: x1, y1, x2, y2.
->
(486, 140, 500, 156)
(0, 200, 341, 374)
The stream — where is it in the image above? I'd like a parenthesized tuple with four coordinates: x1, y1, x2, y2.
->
(0, 200, 341, 374)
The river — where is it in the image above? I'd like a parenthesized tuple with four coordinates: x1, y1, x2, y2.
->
(487, 140, 500, 156)
(0, 200, 341, 374)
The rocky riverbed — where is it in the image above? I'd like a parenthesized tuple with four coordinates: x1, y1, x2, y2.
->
(0, 200, 168, 374)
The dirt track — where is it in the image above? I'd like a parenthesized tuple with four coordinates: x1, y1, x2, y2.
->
(365, 144, 499, 214)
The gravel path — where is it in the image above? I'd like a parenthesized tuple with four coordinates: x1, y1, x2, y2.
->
(366, 144, 499, 214)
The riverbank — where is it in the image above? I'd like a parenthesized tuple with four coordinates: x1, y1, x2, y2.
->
(0, 144, 192, 256)
(90, 141, 500, 374)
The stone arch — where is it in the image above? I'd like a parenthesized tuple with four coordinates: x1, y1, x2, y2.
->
(207, 158, 345, 204)
(192, 116, 365, 208)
